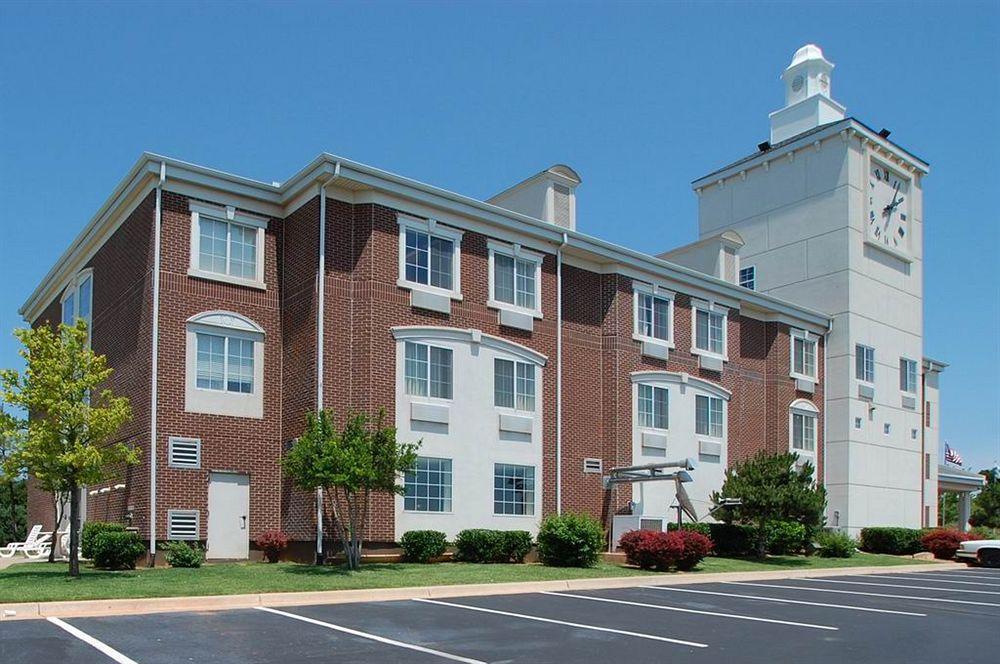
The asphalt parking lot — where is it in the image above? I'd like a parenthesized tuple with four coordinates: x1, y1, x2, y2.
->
(2, 567, 997, 663)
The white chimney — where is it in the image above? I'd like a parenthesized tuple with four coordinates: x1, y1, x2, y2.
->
(769, 44, 846, 144)
(488, 164, 581, 231)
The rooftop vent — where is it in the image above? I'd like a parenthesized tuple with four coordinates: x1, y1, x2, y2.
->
(488, 164, 581, 231)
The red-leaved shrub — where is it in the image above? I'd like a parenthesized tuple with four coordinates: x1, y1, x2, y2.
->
(920, 529, 974, 560)
(619, 529, 712, 571)
(255, 530, 290, 563)
(675, 530, 714, 570)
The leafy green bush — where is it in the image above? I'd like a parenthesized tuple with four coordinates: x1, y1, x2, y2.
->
(815, 530, 857, 558)
(454, 529, 532, 563)
(400, 530, 448, 563)
(859, 527, 925, 555)
(81, 521, 126, 559)
(666, 522, 755, 556)
(536, 513, 604, 567)
(765, 521, 808, 555)
(161, 540, 204, 568)
(92, 531, 146, 570)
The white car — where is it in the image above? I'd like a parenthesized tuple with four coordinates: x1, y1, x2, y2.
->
(955, 539, 1000, 568)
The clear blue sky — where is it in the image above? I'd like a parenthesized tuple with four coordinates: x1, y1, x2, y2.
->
(2, 1, 997, 470)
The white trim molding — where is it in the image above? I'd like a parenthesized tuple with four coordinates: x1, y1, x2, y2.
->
(630, 370, 732, 401)
(396, 214, 464, 301)
(391, 326, 547, 367)
(188, 201, 268, 290)
(486, 239, 544, 318)
(789, 398, 819, 466)
(789, 327, 818, 384)
(690, 298, 730, 362)
(185, 310, 265, 419)
(631, 280, 676, 349)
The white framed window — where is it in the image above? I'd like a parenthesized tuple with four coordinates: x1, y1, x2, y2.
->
(185, 311, 265, 418)
(167, 510, 199, 540)
(494, 463, 535, 516)
(495, 358, 535, 411)
(856, 344, 875, 383)
(790, 329, 817, 381)
(632, 283, 674, 346)
(168, 437, 202, 469)
(404, 341, 453, 399)
(397, 215, 463, 299)
(61, 269, 94, 343)
(637, 384, 669, 430)
(188, 202, 267, 289)
(790, 401, 818, 454)
(404, 457, 453, 512)
(692, 301, 727, 358)
(899, 358, 918, 394)
(488, 241, 543, 317)
(739, 266, 756, 290)
(696, 394, 724, 439)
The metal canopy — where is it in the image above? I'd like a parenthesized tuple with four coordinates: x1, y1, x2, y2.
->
(603, 458, 696, 488)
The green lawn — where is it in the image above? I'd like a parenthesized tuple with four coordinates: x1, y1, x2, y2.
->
(0, 552, 932, 604)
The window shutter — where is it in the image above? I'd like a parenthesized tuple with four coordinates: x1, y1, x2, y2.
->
(167, 510, 199, 540)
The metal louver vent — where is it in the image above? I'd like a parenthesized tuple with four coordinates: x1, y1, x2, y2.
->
(583, 458, 603, 474)
(168, 510, 199, 540)
(168, 437, 201, 469)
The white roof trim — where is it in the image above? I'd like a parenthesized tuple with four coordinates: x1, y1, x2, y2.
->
(789, 398, 819, 414)
(187, 310, 265, 335)
(391, 326, 547, 366)
(630, 370, 731, 400)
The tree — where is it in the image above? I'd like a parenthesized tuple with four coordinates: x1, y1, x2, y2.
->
(1, 320, 136, 577)
(970, 468, 1000, 530)
(710, 451, 827, 558)
(0, 415, 27, 545)
(282, 409, 418, 569)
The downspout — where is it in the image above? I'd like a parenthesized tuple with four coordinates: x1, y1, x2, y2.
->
(315, 163, 340, 563)
(920, 367, 926, 527)
(556, 233, 568, 515)
(148, 161, 165, 565)
(823, 316, 831, 527)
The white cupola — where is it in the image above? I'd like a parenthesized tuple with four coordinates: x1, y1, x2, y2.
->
(769, 44, 846, 144)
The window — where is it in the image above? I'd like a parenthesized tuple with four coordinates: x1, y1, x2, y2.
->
(168, 437, 201, 469)
(167, 510, 199, 540)
(696, 395, 724, 438)
(404, 342, 453, 399)
(739, 266, 756, 290)
(196, 333, 254, 394)
(792, 412, 816, 452)
(185, 311, 265, 419)
(637, 384, 669, 429)
(189, 203, 266, 287)
(634, 289, 672, 343)
(855, 417, 863, 429)
(404, 457, 452, 512)
(884, 422, 892, 435)
(856, 345, 875, 383)
(397, 216, 463, 297)
(912, 428, 919, 440)
(495, 359, 535, 411)
(489, 243, 542, 314)
(61, 270, 94, 342)
(925, 453, 931, 479)
(791, 330, 817, 380)
(494, 463, 535, 515)
(899, 358, 918, 393)
(925, 401, 932, 427)
(694, 307, 726, 356)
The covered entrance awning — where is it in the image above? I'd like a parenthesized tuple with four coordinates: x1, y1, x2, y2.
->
(938, 464, 985, 532)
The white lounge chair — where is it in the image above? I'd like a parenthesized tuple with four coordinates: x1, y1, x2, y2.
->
(0, 525, 53, 559)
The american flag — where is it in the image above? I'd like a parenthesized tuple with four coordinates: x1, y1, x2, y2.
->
(944, 444, 963, 466)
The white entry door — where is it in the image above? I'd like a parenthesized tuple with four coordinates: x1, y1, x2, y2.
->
(207, 473, 250, 559)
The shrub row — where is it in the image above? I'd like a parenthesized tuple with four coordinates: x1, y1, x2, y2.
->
(455, 529, 533, 563)
(619, 529, 713, 571)
(666, 521, 812, 556)
(81, 521, 126, 559)
(859, 527, 925, 555)
(400, 530, 449, 563)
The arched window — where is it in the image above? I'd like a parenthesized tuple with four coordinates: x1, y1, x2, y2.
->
(185, 311, 265, 418)
(789, 399, 819, 464)
(61, 269, 94, 343)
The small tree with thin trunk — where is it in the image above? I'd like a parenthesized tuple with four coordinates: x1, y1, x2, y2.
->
(1, 320, 136, 577)
(711, 451, 826, 558)
(282, 409, 419, 570)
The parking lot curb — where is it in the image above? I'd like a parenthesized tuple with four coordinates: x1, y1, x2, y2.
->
(0, 560, 964, 621)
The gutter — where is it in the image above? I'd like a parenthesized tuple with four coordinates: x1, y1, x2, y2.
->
(149, 162, 166, 564)
(315, 164, 340, 562)
(556, 233, 568, 514)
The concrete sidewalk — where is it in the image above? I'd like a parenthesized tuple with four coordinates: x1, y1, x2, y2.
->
(0, 560, 963, 622)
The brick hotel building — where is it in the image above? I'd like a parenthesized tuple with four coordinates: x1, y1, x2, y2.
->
(22, 45, 943, 559)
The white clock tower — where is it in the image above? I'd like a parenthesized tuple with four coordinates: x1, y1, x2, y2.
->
(692, 45, 934, 534)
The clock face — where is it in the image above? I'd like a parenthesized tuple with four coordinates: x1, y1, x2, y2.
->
(867, 160, 910, 252)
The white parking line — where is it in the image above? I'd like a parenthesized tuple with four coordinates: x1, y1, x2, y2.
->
(47, 617, 138, 664)
(255, 606, 486, 663)
(727, 582, 1000, 607)
(413, 598, 708, 648)
(903, 571, 1000, 582)
(643, 586, 926, 616)
(802, 578, 1000, 595)
(862, 574, 1000, 587)
(540, 591, 837, 630)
